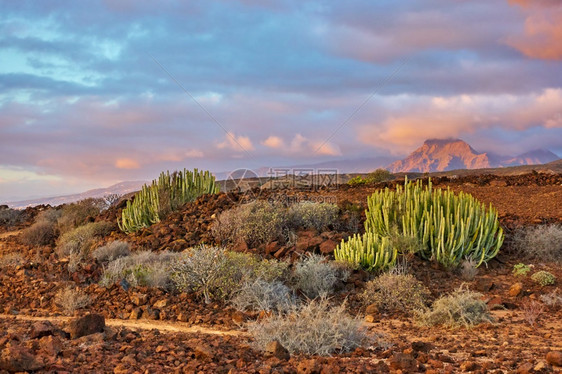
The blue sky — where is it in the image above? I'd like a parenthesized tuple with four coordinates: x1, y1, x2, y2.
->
(1, 0, 561, 201)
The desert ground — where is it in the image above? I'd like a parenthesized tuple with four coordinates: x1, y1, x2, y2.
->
(0, 171, 561, 373)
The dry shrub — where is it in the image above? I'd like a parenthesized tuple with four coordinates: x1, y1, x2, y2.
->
(92, 240, 131, 262)
(0, 252, 24, 269)
(247, 298, 385, 355)
(362, 273, 430, 313)
(212, 201, 288, 247)
(231, 278, 297, 313)
(521, 300, 544, 326)
(460, 258, 479, 281)
(287, 202, 339, 232)
(100, 250, 180, 289)
(512, 224, 562, 263)
(57, 221, 114, 272)
(54, 286, 92, 315)
(540, 289, 562, 307)
(57, 198, 105, 234)
(171, 246, 288, 304)
(416, 287, 494, 328)
(21, 220, 58, 246)
(291, 253, 350, 299)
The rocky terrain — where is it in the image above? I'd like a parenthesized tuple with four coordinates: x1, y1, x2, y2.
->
(0, 172, 561, 373)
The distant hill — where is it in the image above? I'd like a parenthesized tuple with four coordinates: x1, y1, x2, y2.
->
(6, 181, 147, 209)
(388, 139, 559, 173)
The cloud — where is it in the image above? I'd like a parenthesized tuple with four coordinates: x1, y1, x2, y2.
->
(217, 132, 255, 152)
(358, 88, 562, 153)
(506, 0, 562, 60)
(262, 135, 284, 149)
(115, 158, 140, 169)
(262, 134, 341, 157)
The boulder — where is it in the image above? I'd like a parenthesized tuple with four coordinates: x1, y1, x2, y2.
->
(68, 314, 105, 339)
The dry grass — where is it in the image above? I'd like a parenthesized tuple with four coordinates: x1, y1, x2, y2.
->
(521, 300, 544, 326)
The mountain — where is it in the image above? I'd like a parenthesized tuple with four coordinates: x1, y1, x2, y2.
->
(388, 139, 560, 173)
(501, 149, 559, 166)
(6, 181, 148, 209)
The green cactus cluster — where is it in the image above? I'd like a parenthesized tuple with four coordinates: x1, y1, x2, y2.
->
(334, 232, 397, 271)
(335, 178, 504, 270)
(118, 168, 219, 233)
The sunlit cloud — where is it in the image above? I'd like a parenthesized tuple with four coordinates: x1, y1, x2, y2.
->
(115, 158, 140, 169)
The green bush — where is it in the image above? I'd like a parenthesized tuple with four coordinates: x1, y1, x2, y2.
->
(364, 178, 503, 267)
(118, 169, 219, 233)
(513, 263, 531, 277)
(347, 169, 393, 186)
(362, 273, 430, 314)
(416, 287, 494, 328)
(531, 271, 556, 286)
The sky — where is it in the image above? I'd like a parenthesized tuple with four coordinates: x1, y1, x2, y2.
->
(1, 0, 562, 202)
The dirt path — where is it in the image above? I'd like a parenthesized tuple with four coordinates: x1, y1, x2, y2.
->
(0, 313, 247, 337)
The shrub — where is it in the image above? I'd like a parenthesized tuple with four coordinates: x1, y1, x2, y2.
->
(57, 221, 113, 258)
(212, 201, 289, 247)
(54, 286, 92, 315)
(416, 287, 494, 328)
(366, 169, 393, 183)
(247, 298, 383, 355)
(21, 220, 58, 246)
(57, 199, 105, 234)
(171, 246, 288, 303)
(92, 240, 131, 262)
(287, 202, 339, 232)
(513, 263, 531, 277)
(512, 224, 562, 263)
(364, 178, 504, 267)
(0, 208, 25, 227)
(540, 289, 562, 307)
(347, 176, 367, 186)
(460, 258, 478, 281)
(521, 300, 544, 326)
(362, 273, 431, 313)
(0, 252, 24, 269)
(291, 253, 350, 298)
(531, 271, 556, 286)
(100, 250, 180, 289)
(118, 169, 219, 233)
(231, 278, 297, 313)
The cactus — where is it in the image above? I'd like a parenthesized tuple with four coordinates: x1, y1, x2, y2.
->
(334, 232, 397, 271)
(363, 178, 503, 267)
(118, 168, 219, 233)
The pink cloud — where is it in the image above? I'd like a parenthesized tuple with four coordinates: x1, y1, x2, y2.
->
(506, 0, 562, 60)
(115, 158, 140, 169)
